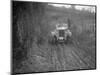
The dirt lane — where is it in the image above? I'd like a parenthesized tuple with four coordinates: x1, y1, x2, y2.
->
(50, 43, 90, 71)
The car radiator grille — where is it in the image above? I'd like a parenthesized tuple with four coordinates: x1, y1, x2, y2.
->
(59, 30, 65, 37)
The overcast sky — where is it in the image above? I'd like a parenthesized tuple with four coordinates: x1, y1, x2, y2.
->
(48, 3, 95, 13)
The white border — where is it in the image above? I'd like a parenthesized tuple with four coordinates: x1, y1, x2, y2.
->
(0, 0, 10, 75)
(0, 0, 99, 75)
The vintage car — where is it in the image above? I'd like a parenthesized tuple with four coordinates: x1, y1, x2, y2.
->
(51, 23, 72, 44)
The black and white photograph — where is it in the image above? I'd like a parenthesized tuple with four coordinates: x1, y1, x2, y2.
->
(12, 0, 96, 74)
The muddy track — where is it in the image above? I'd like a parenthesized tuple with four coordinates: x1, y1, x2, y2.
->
(72, 40, 95, 68)
(50, 42, 92, 71)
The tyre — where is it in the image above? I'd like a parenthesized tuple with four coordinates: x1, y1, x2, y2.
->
(64, 39, 68, 44)
(64, 36, 69, 44)
(51, 36, 58, 45)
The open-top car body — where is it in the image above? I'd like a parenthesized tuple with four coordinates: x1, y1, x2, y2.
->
(51, 23, 72, 44)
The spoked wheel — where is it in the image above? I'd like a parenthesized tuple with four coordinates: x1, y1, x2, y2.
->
(64, 36, 71, 44)
(51, 36, 58, 45)
(64, 39, 68, 44)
